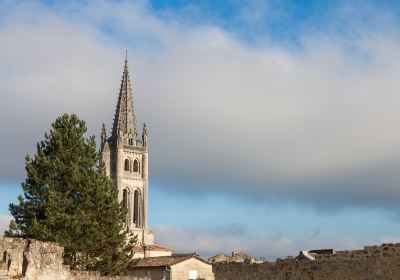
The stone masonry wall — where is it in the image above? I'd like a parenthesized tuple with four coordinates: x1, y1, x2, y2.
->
(0, 237, 149, 280)
(213, 243, 400, 280)
(4, 237, 400, 280)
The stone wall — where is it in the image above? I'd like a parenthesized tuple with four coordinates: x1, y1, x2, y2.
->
(4, 237, 400, 280)
(213, 243, 400, 280)
(0, 237, 149, 280)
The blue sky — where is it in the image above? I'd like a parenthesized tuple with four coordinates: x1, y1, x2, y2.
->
(145, 0, 400, 47)
(2, 0, 400, 258)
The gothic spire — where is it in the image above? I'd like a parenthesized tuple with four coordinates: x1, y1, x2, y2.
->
(112, 53, 138, 139)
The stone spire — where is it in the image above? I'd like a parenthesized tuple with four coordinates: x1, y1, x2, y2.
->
(112, 52, 138, 139)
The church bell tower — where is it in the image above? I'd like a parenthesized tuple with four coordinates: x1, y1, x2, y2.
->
(100, 53, 153, 245)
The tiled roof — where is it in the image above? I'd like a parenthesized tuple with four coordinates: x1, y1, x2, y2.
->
(134, 255, 211, 268)
(133, 244, 174, 252)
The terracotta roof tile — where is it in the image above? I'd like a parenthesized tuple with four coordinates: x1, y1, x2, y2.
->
(134, 255, 210, 268)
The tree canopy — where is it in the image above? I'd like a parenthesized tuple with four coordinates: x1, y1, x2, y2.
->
(6, 114, 136, 275)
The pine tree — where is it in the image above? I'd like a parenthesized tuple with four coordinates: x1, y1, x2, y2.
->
(6, 114, 136, 275)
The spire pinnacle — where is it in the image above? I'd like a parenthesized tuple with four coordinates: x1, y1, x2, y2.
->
(143, 122, 147, 136)
(101, 123, 107, 145)
(142, 122, 148, 148)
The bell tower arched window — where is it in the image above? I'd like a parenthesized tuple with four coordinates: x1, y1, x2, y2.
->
(133, 159, 140, 173)
(122, 189, 129, 226)
(122, 189, 128, 209)
(124, 159, 130, 171)
(133, 190, 139, 226)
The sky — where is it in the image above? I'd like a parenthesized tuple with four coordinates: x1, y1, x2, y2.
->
(2, 0, 400, 259)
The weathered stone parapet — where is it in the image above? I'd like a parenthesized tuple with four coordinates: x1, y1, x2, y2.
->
(0, 237, 149, 280)
(0, 238, 28, 278)
(23, 239, 71, 280)
(4, 237, 400, 280)
(213, 242, 400, 280)
(71, 270, 147, 280)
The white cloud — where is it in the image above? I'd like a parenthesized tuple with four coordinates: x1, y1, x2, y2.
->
(378, 236, 400, 244)
(1, 1, 400, 209)
(153, 224, 382, 259)
(0, 215, 11, 236)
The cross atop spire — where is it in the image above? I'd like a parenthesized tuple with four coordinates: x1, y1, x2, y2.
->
(112, 53, 138, 139)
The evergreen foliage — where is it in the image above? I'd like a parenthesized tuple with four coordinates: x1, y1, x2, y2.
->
(6, 114, 137, 275)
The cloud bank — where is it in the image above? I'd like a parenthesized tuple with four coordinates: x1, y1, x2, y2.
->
(153, 223, 400, 258)
(1, 1, 400, 211)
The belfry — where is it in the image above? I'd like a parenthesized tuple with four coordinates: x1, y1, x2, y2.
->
(100, 54, 172, 258)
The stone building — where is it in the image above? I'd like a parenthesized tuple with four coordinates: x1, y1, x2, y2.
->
(208, 251, 258, 264)
(296, 248, 336, 261)
(131, 255, 215, 280)
(133, 244, 175, 259)
(100, 55, 172, 257)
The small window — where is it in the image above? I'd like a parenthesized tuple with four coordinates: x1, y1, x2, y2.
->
(128, 138, 133, 145)
(133, 159, 140, 173)
(124, 159, 130, 171)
